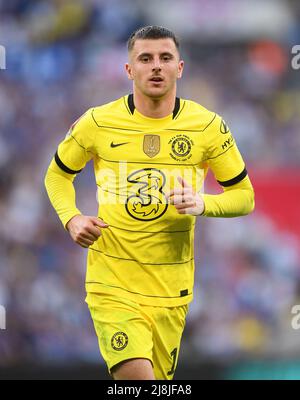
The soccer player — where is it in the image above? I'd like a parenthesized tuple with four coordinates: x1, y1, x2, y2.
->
(44, 26, 254, 380)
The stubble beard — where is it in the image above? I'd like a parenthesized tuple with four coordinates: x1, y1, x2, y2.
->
(141, 81, 174, 100)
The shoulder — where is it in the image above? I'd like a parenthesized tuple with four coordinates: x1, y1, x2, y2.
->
(181, 98, 220, 131)
(187, 99, 231, 134)
(71, 96, 126, 135)
(90, 96, 128, 126)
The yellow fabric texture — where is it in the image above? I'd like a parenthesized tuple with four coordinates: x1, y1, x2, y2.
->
(86, 292, 188, 380)
(44, 159, 81, 228)
(202, 176, 254, 217)
(44, 95, 254, 307)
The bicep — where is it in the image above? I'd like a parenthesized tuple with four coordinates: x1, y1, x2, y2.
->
(55, 135, 93, 174)
(207, 143, 247, 188)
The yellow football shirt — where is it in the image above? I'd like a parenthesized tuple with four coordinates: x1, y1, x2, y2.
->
(51, 94, 247, 307)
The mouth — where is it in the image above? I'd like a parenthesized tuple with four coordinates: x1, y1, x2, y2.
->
(149, 76, 164, 83)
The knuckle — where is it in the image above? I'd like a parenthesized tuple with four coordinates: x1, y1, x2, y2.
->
(74, 234, 81, 242)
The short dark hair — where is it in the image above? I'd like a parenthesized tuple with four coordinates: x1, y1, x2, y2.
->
(127, 25, 179, 52)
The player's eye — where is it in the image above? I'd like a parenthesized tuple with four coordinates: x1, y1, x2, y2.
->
(161, 55, 172, 61)
(140, 56, 150, 62)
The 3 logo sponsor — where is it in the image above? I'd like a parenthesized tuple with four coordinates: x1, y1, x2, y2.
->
(125, 168, 168, 221)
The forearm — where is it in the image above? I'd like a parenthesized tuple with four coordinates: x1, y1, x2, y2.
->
(44, 159, 81, 228)
(202, 176, 255, 218)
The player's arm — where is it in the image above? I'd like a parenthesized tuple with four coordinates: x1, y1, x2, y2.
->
(167, 116, 255, 217)
(201, 173, 254, 217)
(167, 174, 254, 217)
(44, 109, 108, 247)
(45, 158, 82, 228)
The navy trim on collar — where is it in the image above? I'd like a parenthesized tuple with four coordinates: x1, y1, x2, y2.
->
(127, 94, 181, 119)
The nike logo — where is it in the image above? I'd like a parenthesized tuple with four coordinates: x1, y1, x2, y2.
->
(110, 141, 130, 148)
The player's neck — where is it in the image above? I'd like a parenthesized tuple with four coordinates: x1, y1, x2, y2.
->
(132, 89, 177, 119)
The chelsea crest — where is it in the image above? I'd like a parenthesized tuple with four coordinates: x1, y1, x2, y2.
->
(169, 134, 194, 161)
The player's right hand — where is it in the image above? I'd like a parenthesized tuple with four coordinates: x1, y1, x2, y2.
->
(66, 215, 109, 248)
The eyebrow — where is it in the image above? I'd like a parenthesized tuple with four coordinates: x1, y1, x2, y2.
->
(137, 52, 175, 59)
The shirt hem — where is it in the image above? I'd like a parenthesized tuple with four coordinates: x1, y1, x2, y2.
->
(85, 282, 193, 307)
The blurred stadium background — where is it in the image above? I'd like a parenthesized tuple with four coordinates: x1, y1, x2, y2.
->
(0, 0, 300, 380)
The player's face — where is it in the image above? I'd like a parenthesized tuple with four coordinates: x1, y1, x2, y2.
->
(126, 39, 184, 99)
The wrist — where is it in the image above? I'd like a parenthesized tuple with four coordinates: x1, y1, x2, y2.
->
(65, 213, 81, 231)
(199, 205, 205, 216)
(197, 194, 206, 216)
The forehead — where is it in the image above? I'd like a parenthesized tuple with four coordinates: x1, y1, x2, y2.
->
(130, 38, 179, 57)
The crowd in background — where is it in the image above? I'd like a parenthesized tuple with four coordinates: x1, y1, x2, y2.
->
(0, 0, 300, 367)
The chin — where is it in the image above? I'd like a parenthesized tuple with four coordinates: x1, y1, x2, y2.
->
(144, 88, 169, 99)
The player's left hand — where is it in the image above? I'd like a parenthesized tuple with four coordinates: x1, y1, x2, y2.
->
(166, 176, 205, 216)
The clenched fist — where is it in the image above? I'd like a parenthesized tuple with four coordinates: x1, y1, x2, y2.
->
(166, 176, 205, 216)
(66, 215, 109, 248)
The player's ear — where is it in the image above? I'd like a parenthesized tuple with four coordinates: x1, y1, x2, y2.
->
(177, 60, 184, 79)
(125, 63, 134, 80)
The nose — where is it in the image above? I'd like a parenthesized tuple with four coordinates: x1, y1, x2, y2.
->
(152, 57, 161, 71)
